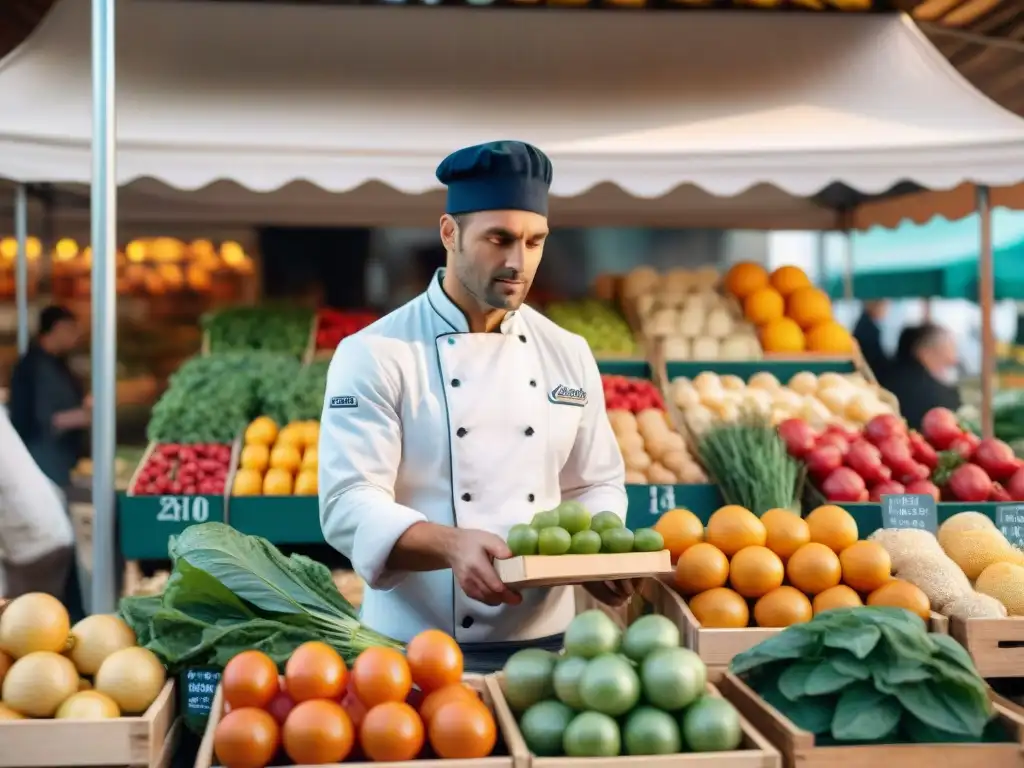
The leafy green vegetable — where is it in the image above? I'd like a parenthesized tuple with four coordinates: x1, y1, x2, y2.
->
(119, 523, 403, 673)
(730, 606, 996, 745)
(202, 306, 314, 358)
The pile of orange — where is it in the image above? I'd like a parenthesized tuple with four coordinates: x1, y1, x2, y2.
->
(233, 416, 319, 497)
(657, 504, 931, 629)
(214, 631, 496, 768)
(722, 262, 854, 355)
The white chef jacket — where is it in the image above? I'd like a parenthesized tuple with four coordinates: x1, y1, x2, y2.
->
(320, 269, 627, 644)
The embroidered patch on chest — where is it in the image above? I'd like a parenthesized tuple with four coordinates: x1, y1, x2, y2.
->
(549, 385, 587, 407)
(329, 396, 358, 409)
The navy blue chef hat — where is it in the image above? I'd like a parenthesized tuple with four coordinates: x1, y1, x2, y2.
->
(436, 141, 553, 217)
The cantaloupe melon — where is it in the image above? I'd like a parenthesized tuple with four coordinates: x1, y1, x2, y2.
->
(937, 511, 996, 552)
(945, 592, 1008, 620)
(894, 555, 973, 613)
(976, 562, 1024, 616)
(941, 528, 1024, 580)
(868, 528, 944, 570)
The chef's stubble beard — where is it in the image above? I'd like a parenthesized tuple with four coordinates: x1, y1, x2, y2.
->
(453, 246, 529, 312)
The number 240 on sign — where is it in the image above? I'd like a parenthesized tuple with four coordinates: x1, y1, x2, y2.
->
(157, 496, 210, 523)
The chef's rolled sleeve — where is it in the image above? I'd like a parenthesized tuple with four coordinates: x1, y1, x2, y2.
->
(559, 338, 628, 520)
(319, 337, 425, 591)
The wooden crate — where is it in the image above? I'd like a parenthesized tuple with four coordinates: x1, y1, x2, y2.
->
(495, 551, 673, 589)
(719, 671, 1024, 768)
(486, 673, 780, 768)
(0, 681, 178, 768)
(951, 617, 1024, 678)
(194, 676, 515, 768)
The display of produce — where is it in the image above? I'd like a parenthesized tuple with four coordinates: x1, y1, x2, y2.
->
(119, 523, 403, 673)
(667, 504, 931, 628)
(603, 374, 708, 484)
(505, 501, 664, 556)
(130, 442, 232, 496)
(546, 299, 638, 356)
(503, 610, 744, 757)
(959, 392, 1024, 451)
(213, 631, 492, 768)
(729, 606, 997, 744)
(202, 306, 315, 358)
(234, 417, 320, 496)
(723, 262, 854, 355)
(314, 309, 379, 351)
(0, 593, 165, 719)
(671, 370, 896, 435)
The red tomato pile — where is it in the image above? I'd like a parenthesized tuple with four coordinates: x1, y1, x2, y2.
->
(130, 443, 232, 495)
(214, 631, 497, 768)
(315, 309, 379, 350)
(602, 375, 665, 412)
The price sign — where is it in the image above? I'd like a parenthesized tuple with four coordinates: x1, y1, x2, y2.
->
(880, 494, 938, 533)
(997, 505, 1024, 548)
(648, 485, 677, 517)
(181, 667, 221, 723)
(157, 495, 211, 523)
(119, 493, 225, 560)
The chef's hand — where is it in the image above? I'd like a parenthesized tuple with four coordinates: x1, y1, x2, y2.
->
(584, 578, 641, 607)
(449, 529, 522, 607)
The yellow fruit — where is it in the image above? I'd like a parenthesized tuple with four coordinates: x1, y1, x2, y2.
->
(653, 508, 705, 562)
(975, 562, 1024, 616)
(743, 287, 785, 326)
(941, 528, 1024, 580)
(674, 543, 730, 596)
(729, 546, 784, 599)
(301, 447, 319, 470)
(299, 420, 320, 448)
(760, 508, 810, 560)
(244, 416, 278, 447)
(269, 444, 302, 473)
(937, 511, 996, 551)
(754, 586, 813, 628)
(839, 540, 892, 593)
(688, 588, 749, 629)
(770, 265, 811, 297)
(806, 321, 855, 355)
(786, 542, 842, 596)
(706, 505, 767, 557)
(723, 262, 769, 300)
(275, 425, 305, 450)
(867, 579, 931, 621)
(786, 287, 833, 330)
(294, 470, 318, 496)
(812, 585, 863, 615)
(239, 444, 270, 473)
(232, 468, 263, 497)
(760, 318, 805, 354)
(806, 505, 859, 554)
(263, 468, 294, 496)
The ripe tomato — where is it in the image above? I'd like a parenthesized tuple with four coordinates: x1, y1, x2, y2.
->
(351, 647, 412, 707)
(406, 629, 464, 693)
(429, 699, 497, 759)
(282, 699, 354, 765)
(360, 702, 424, 762)
(284, 641, 347, 702)
(214, 707, 280, 768)
(418, 683, 479, 726)
(221, 651, 280, 710)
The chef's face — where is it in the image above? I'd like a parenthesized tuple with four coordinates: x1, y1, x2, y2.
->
(441, 210, 549, 311)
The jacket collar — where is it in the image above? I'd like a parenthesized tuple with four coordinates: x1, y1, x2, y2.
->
(426, 268, 521, 335)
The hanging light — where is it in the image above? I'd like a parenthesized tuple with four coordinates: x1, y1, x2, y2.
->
(55, 238, 79, 262)
(26, 237, 42, 260)
(220, 241, 245, 266)
(126, 240, 146, 263)
(0, 238, 16, 261)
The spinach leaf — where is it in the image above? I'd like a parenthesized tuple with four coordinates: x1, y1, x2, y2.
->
(805, 657, 861, 696)
(830, 652, 871, 681)
(831, 683, 902, 742)
(778, 662, 817, 701)
(730, 623, 821, 675)
(929, 634, 981, 675)
(823, 623, 881, 660)
(893, 682, 983, 737)
(762, 681, 835, 735)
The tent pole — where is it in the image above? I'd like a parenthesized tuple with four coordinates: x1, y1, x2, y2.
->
(976, 185, 995, 441)
(840, 210, 854, 301)
(90, 0, 117, 615)
(14, 185, 29, 355)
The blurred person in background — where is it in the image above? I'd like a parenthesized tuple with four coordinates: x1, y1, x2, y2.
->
(881, 322, 961, 431)
(853, 300, 891, 379)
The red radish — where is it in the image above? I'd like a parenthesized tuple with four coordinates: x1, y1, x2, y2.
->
(817, 432, 850, 457)
(898, 462, 931, 485)
(1007, 468, 1024, 501)
(845, 441, 890, 485)
(805, 445, 843, 481)
(876, 437, 913, 469)
(908, 433, 939, 470)
(821, 467, 868, 502)
(905, 479, 941, 501)
(947, 434, 979, 460)
(990, 483, 1013, 502)
(921, 407, 963, 450)
(946, 463, 993, 503)
(777, 418, 817, 458)
(869, 480, 906, 502)
(864, 414, 907, 446)
(972, 438, 1019, 482)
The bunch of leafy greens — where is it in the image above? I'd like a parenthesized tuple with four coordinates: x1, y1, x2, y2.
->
(730, 607, 999, 745)
(119, 523, 402, 673)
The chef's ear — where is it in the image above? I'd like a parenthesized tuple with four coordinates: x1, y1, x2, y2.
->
(440, 214, 459, 251)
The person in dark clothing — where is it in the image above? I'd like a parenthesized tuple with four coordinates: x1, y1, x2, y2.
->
(853, 300, 890, 380)
(880, 322, 961, 431)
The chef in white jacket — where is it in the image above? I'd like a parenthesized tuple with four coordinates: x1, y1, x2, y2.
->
(319, 141, 629, 669)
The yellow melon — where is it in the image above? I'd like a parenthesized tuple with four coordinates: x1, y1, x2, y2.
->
(975, 562, 1024, 616)
(941, 528, 1024, 580)
(937, 511, 996, 552)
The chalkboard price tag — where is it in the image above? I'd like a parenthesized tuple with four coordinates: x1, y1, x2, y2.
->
(647, 485, 676, 517)
(180, 667, 221, 732)
(880, 494, 938, 533)
(996, 505, 1024, 548)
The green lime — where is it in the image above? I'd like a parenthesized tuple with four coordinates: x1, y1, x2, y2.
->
(579, 653, 641, 717)
(681, 696, 742, 752)
(632, 528, 665, 552)
(520, 700, 575, 756)
(564, 610, 622, 659)
(553, 656, 589, 709)
(507, 524, 539, 556)
(538, 526, 572, 555)
(624, 707, 683, 755)
(557, 501, 591, 534)
(531, 509, 560, 530)
(621, 614, 680, 662)
(601, 527, 635, 554)
(569, 530, 602, 555)
(564, 711, 621, 757)
(591, 511, 624, 533)
(502, 648, 556, 712)
(641, 647, 706, 711)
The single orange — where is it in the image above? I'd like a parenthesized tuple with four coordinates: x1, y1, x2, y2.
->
(419, 683, 480, 726)
(222, 650, 280, 711)
(429, 698, 497, 759)
(688, 588, 750, 629)
(706, 505, 767, 557)
(786, 542, 842, 596)
(214, 707, 279, 768)
(406, 629, 464, 694)
(282, 699, 354, 765)
(812, 585, 863, 615)
(839, 540, 892, 593)
(352, 646, 413, 707)
(729, 546, 785, 599)
(760, 508, 811, 560)
(360, 702, 425, 762)
(754, 587, 813, 628)
(284, 641, 347, 702)
(867, 580, 931, 622)
(805, 505, 859, 554)
(653, 508, 705, 562)
(673, 543, 730, 596)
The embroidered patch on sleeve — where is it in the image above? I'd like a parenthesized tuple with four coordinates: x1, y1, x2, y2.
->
(329, 396, 358, 409)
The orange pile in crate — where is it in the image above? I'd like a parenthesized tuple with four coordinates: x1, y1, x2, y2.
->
(233, 417, 319, 496)
(656, 504, 931, 628)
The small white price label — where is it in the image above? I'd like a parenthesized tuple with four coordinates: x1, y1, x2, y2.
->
(647, 485, 676, 516)
(157, 495, 211, 524)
